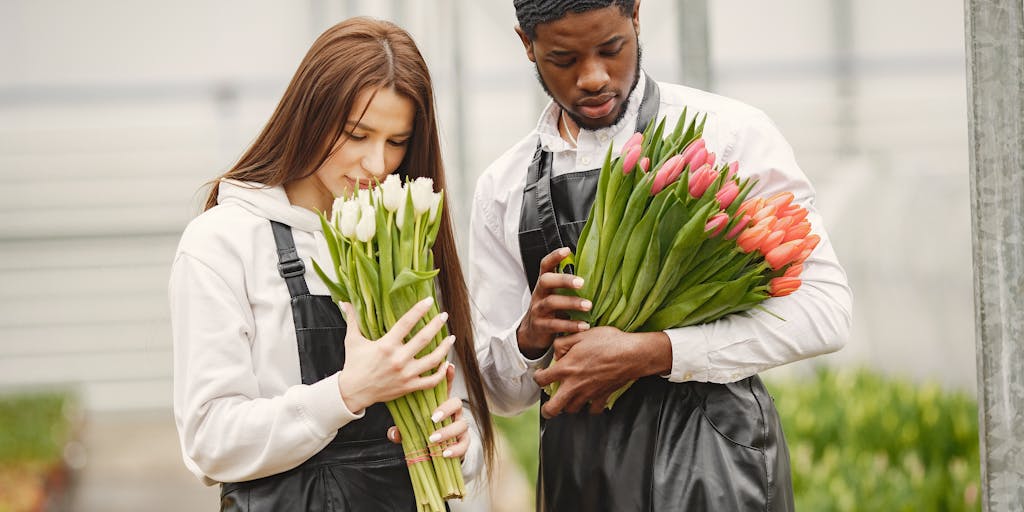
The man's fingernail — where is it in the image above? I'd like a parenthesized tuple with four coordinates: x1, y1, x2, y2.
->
(573, 277, 584, 288)
(431, 410, 443, 423)
(442, 449, 453, 458)
(560, 247, 570, 256)
(429, 433, 441, 443)
(580, 300, 592, 310)
(387, 429, 395, 441)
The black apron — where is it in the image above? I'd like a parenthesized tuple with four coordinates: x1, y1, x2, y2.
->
(518, 75, 795, 512)
(219, 221, 418, 511)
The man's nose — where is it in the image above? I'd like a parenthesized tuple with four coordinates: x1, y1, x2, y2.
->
(577, 57, 610, 93)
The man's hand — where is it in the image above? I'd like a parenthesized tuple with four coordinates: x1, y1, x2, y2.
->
(533, 328, 672, 418)
(517, 247, 593, 359)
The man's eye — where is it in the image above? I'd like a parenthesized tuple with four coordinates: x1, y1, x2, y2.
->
(601, 48, 623, 57)
(552, 59, 576, 68)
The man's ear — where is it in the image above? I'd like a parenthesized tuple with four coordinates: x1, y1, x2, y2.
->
(515, 26, 537, 63)
(632, 0, 641, 36)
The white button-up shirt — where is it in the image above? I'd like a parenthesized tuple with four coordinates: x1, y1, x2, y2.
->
(468, 73, 852, 415)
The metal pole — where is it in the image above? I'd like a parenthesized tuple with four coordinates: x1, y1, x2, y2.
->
(831, 0, 856, 157)
(449, 0, 469, 237)
(675, 0, 711, 90)
(965, 0, 1024, 509)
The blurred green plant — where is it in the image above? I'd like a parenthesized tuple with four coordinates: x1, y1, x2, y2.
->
(0, 392, 75, 512)
(773, 368, 980, 511)
(0, 392, 71, 466)
(491, 368, 981, 510)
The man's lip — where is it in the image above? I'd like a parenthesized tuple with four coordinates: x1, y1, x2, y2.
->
(576, 96, 617, 119)
(577, 92, 617, 106)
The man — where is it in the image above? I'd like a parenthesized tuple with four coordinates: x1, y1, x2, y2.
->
(468, 1, 852, 510)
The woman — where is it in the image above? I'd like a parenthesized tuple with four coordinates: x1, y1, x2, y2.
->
(169, 17, 494, 510)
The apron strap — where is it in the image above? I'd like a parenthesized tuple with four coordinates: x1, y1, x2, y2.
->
(269, 220, 310, 298)
(518, 74, 662, 290)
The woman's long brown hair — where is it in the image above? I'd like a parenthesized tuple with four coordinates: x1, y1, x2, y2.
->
(203, 17, 495, 471)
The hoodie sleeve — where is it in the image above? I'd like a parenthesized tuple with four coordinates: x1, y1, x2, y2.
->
(170, 252, 364, 484)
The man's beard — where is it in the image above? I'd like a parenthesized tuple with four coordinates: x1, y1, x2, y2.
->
(535, 45, 643, 131)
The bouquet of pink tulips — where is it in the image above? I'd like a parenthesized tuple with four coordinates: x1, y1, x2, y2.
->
(313, 175, 463, 512)
(551, 110, 821, 408)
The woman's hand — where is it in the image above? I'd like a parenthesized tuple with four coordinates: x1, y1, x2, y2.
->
(387, 364, 471, 460)
(337, 297, 455, 413)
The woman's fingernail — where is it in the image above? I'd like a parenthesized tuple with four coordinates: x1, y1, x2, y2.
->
(421, 297, 434, 307)
(429, 433, 441, 443)
(573, 277, 584, 288)
(579, 322, 590, 331)
(431, 410, 444, 423)
(580, 300, 592, 310)
(442, 449, 453, 458)
(439, 312, 449, 322)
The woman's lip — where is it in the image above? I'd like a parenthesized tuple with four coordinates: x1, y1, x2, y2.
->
(577, 97, 616, 119)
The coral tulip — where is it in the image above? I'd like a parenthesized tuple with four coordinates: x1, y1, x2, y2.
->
(767, 191, 795, 210)
(759, 230, 786, 255)
(783, 221, 811, 242)
(783, 263, 803, 278)
(765, 240, 802, 269)
(737, 197, 765, 218)
(737, 226, 770, 253)
(769, 276, 801, 297)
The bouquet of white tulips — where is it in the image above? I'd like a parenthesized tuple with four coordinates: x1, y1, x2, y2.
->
(312, 175, 463, 512)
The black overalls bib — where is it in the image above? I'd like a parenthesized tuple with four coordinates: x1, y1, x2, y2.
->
(219, 221, 417, 511)
(518, 75, 795, 512)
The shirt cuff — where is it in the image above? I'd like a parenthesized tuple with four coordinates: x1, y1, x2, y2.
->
(295, 371, 365, 438)
(663, 327, 711, 383)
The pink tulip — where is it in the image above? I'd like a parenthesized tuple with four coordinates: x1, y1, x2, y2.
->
(679, 139, 706, 166)
(651, 164, 675, 195)
(705, 152, 717, 169)
(639, 157, 650, 173)
(715, 181, 740, 209)
(622, 145, 642, 175)
(725, 214, 752, 240)
(687, 148, 709, 171)
(688, 165, 718, 198)
(705, 213, 729, 237)
(725, 161, 739, 181)
(660, 155, 687, 183)
(621, 132, 644, 155)
(769, 277, 801, 297)
(765, 240, 802, 269)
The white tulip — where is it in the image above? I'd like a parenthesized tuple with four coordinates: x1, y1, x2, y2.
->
(356, 188, 372, 209)
(410, 177, 435, 215)
(331, 197, 347, 222)
(395, 199, 407, 232)
(380, 174, 404, 212)
(339, 200, 360, 238)
(428, 192, 442, 223)
(355, 204, 376, 242)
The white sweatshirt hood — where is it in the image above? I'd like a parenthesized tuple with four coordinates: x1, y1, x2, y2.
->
(217, 179, 323, 233)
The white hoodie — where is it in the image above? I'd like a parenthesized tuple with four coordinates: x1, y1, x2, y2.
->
(170, 179, 481, 485)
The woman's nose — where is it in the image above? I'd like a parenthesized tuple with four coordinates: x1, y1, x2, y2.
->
(360, 145, 386, 176)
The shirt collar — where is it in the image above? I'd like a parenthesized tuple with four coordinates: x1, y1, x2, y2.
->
(535, 70, 648, 153)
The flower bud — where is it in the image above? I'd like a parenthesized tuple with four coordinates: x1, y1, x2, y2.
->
(705, 213, 729, 237)
(769, 276, 801, 297)
(622, 145, 642, 175)
(339, 200, 360, 238)
(380, 174, 404, 212)
(765, 240, 802, 269)
(410, 177, 435, 215)
(726, 214, 752, 240)
(620, 132, 643, 155)
(355, 204, 376, 242)
(638, 157, 650, 173)
(715, 181, 740, 209)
